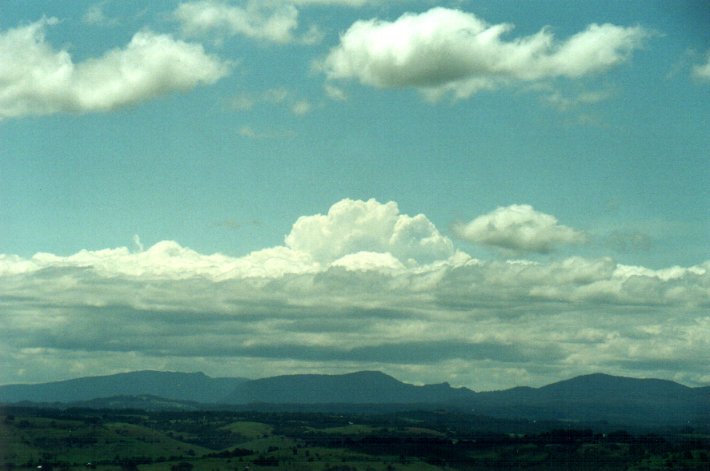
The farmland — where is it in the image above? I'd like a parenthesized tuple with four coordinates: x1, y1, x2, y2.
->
(2, 407, 709, 470)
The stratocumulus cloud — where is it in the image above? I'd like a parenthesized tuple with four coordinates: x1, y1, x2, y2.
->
(0, 17, 229, 118)
(454, 204, 586, 253)
(1, 199, 708, 389)
(322, 7, 649, 99)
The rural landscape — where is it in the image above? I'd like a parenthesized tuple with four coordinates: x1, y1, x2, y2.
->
(1, 370, 709, 470)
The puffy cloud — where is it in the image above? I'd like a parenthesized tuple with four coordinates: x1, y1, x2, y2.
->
(331, 251, 405, 272)
(176, 0, 302, 43)
(1, 199, 452, 279)
(284, 198, 454, 266)
(692, 51, 710, 81)
(4, 241, 316, 280)
(454, 204, 586, 253)
(1, 199, 708, 389)
(0, 18, 229, 119)
(321, 7, 648, 100)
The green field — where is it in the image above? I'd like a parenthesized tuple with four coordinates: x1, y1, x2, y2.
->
(1, 408, 709, 470)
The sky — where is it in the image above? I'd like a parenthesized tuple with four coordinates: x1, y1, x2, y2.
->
(0, 0, 708, 391)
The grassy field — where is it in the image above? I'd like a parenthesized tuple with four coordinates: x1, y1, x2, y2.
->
(2, 408, 709, 470)
(220, 421, 273, 440)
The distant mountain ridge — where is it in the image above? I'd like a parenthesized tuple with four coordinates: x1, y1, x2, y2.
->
(1, 370, 708, 427)
(464, 373, 710, 426)
(222, 370, 473, 404)
(0, 370, 247, 404)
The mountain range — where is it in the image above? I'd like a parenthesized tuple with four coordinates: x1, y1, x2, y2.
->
(0, 370, 247, 404)
(2, 370, 708, 427)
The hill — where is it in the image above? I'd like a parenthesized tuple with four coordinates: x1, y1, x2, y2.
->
(222, 370, 473, 404)
(0, 370, 246, 404)
(1, 370, 708, 427)
(464, 373, 710, 426)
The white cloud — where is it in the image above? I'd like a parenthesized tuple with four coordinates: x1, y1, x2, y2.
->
(83, 3, 119, 26)
(0, 199, 708, 389)
(232, 88, 312, 115)
(291, 99, 312, 115)
(321, 7, 648, 100)
(292, 0, 381, 5)
(284, 198, 454, 266)
(692, 51, 710, 81)
(176, 0, 304, 44)
(238, 125, 297, 139)
(543, 88, 614, 111)
(0, 18, 230, 119)
(324, 83, 347, 101)
(231, 94, 256, 111)
(263, 87, 289, 103)
(238, 125, 259, 137)
(331, 251, 405, 272)
(454, 204, 586, 253)
(132, 234, 145, 252)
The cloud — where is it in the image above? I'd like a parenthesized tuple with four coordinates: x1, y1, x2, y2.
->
(321, 7, 648, 100)
(692, 51, 710, 81)
(238, 125, 297, 139)
(292, 0, 383, 5)
(231, 88, 312, 115)
(291, 99, 312, 115)
(83, 3, 119, 26)
(132, 235, 145, 252)
(176, 0, 306, 44)
(0, 17, 230, 119)
(454, 205, 586, 253)
(284, 198, 454, 266)
(542, 88, 614, 111)
(324, 83, 347, 101)
(1, 199, 708, 389)
(231, 94, 256, 111)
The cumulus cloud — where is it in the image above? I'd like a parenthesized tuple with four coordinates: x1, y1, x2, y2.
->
(176, 0, 304, 43)
(1, 199, 708, 389)
(321, 7, 648, 100)
(692, 51, 710, 81)
(284, 198, 454, 266)
(0, 17, 229, 119)
(454, 204, 586, 253)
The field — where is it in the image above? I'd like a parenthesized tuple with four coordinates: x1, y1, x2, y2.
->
(1, 407, 709, 470)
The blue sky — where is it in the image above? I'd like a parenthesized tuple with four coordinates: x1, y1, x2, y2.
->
(0, 0, 708, 390)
